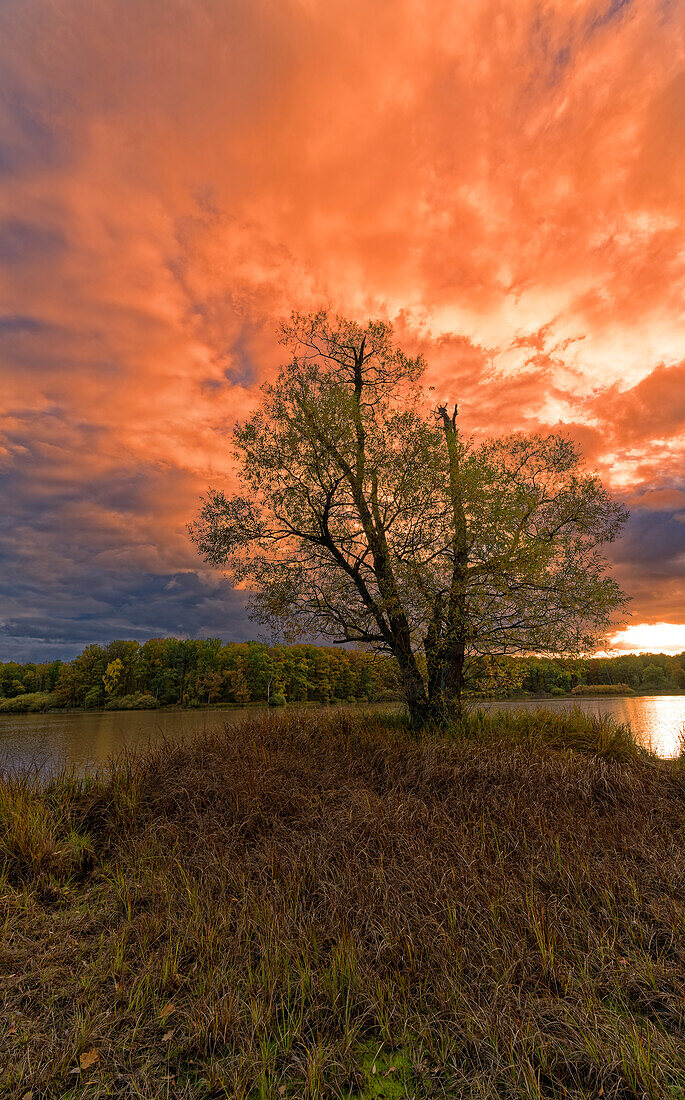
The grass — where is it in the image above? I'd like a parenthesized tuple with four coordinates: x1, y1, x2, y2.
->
(1, 707, 685, 1098)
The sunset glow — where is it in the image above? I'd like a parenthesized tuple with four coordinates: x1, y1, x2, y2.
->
(608, 622, 685, 656)
(1, 0, 684, 658)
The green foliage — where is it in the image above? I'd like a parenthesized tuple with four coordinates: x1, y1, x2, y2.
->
(642, 662, 668, 688)
(269, 691, 286, 707)
(103, 692, 159, 710)
(0, 640, 400, 711)
(84, 685, 104, 709)
(0, 691, 53, 713)
(103, 657, 125, 697)
(1, 646, 683, 717)
(0, 660, 61, 700)
(513, 652, 685, 696)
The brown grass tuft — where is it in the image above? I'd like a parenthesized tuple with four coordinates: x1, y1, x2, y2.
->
(2, 708, 684, 1098)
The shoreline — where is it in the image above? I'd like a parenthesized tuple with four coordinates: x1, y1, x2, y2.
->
(2, 689, 684, 717)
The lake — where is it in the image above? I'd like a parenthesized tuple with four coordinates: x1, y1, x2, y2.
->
(0, 696, 683, 775)
(0, 706, 269, 776)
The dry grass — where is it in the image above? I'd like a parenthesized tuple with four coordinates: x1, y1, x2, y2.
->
(1, 708, 685, 1099)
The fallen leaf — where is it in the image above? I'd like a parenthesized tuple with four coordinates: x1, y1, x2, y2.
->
(384, 1066, 397, 1076)
(279, 1087, 287, 1097)
(159, 1002, 176, 1019)
(21, 1092, 33, 1099)
(162, 1030, 174, 1042)
(79, 1048, 99, 1070)
(372, 1063, 377, 1075)
(7, 1025, 17, 1036)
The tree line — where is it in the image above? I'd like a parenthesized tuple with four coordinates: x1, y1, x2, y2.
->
(514, 653, 685, 694)
(0, 639, 400, 709)
(1, 642, 683, 712)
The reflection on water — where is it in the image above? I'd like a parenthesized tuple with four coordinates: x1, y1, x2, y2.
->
(0, 696, 684, 774)
(0, 707, 266, 775)
(476, 695, 685, 758)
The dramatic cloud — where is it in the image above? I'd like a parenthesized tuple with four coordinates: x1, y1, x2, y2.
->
(1, 0, 683, 657)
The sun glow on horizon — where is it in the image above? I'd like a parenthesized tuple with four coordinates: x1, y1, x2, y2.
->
(607, 622, 685, 656)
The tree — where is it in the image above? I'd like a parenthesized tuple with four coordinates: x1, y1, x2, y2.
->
(642, 663, 668, 689)
(103, 658, 124, 697)
(105, 641, 140, 694)
(198, 668, 223, 704)
(191, 311, 629, 727)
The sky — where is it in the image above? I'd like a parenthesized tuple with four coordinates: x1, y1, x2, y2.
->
(1, 0, 684, 661)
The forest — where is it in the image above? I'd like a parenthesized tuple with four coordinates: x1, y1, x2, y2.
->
(0, 639, 684, 712)
(0, 639, 400, 711)
(514, 651, 685, 694)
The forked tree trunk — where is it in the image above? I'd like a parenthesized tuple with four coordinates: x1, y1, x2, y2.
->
(412, 405, 470, 728)
(392, 638, 430, 730)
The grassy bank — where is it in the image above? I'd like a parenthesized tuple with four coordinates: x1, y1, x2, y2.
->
(2, 710, 685, 1099)
(0, 695, 400, 715)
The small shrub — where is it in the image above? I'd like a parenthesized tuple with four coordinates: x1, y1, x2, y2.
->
(0, 786, 58, 877)
(0, 781, 95, 883)
(549, 686, 567, 696)
(104, 693, 159, 711)
(0, 691, 53, 713)
(269, 692, 286, 707)
(84, 686, 104, 709)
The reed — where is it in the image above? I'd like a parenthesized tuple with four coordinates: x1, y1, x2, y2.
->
(2, 708, 684, 1098)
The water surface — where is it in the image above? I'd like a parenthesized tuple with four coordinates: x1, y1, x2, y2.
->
(0, 696, 683, 775)
(476, 695, 685, 758)
(0, 706, 264, 776)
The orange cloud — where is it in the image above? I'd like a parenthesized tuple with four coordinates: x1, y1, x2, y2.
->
(1, 0, 684, 654)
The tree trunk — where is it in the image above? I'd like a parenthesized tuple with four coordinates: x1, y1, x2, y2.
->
(423, 649, 464, 725)
(435, 646, 466, 723)
(425, 404, 469, 727)
(424, 596, 463, 721)
(392, 643, 429, 729)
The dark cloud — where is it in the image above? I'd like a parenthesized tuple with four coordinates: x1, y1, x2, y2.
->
(610, 508, 685, 571)
(0, 569, 250, 662)
(0, 218, 65, 263)
(0, 88, 68, 176)
(587, 0, 635, 36)
(0, 314, 58, 335)
(0, 406, 252, 661)
(606, 508, 685, 624)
